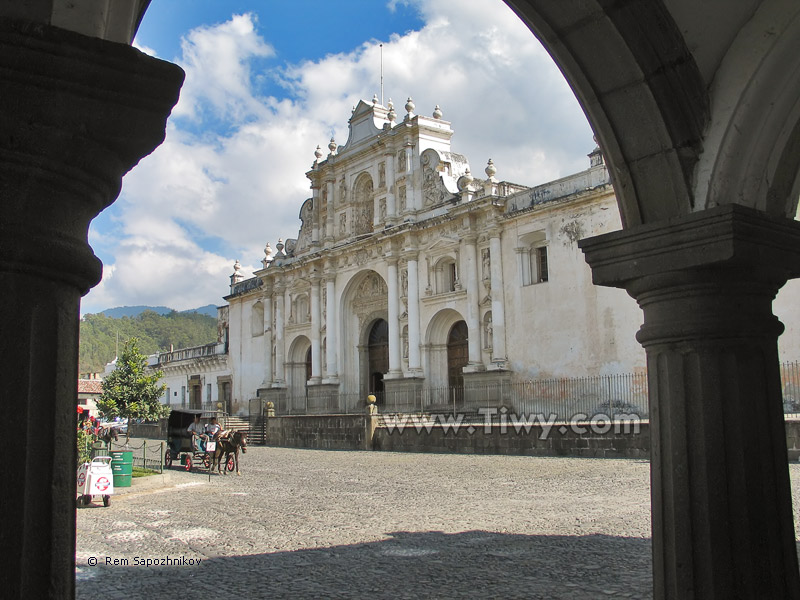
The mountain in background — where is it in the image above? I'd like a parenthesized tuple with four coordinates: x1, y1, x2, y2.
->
(79, 307, 219, 375)
(97, 304, 218, 318)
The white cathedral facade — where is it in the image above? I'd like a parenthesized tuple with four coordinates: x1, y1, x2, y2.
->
(199, 97, 649, 415)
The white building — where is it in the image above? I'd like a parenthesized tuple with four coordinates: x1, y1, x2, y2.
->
(221, 98, 647, 415)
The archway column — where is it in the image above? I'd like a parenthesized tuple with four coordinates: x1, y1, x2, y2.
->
(0, 20, 183, 599)
(580, 204, 800, 600)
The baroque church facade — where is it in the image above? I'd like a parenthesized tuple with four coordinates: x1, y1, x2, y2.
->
(215, 97, 647, 415)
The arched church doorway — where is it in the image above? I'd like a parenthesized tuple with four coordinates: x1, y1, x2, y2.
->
(368, 319, 389, 403)
(447, 320, 468, 403)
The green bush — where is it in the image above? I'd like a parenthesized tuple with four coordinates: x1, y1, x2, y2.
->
(77, 428, 92, 467)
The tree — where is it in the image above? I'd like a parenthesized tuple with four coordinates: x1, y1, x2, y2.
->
(97, 338, 168, 439)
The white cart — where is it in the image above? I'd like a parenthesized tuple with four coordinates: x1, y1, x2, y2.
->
(76, 456, 114, 507)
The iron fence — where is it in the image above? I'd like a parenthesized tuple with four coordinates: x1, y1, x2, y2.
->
(257, 361, 800, 422)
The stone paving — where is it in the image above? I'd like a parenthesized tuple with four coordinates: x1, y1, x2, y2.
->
(76, 447, 800, 599)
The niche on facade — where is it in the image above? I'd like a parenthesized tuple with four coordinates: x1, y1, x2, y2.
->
(517, 230, 549, 286)
(251, 301, 264, 337)
(432, 255, 460, 294)
(293, 293, 310, 325)
(353, 173, 374, 235)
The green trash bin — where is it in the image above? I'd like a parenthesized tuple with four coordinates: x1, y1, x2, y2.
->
(110, 450, 133, 488)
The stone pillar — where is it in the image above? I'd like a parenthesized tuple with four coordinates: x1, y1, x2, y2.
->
(386, 256, 402, 376)
(580, 204, 800, 600)
(273, 284, 286, 385)
(325, 177, 335, 243)
(0, 19, 183, 600)
(262, 289, 273, 386)
(405, 250, 423, 375)
(311, 185, 320, 245)
(488, 227, 507, 366)
(324, 263, 339, 383)
(404, 144, 417, 213)
(310, 271, 322, 382)
(385, 151, 397, 226)
(463, 234, 482, 367)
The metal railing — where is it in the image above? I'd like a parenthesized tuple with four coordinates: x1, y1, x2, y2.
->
(256, 361, 800, 422)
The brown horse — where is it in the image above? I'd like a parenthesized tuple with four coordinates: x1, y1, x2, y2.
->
(212, 430, 248, 475)
(96, 426, 119, 447)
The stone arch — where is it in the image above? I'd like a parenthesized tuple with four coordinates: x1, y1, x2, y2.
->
(286, 334, 311, 408)
(337, 269, 388, 399)
(425, 308, 466, 389)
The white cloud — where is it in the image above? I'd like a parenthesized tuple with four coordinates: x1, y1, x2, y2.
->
(81, 2, 593, 314)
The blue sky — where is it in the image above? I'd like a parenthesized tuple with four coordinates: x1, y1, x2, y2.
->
(81, 0, 594, 315)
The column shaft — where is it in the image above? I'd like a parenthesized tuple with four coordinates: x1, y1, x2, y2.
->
(310, 275, 321, 381)
(387, 259, 402, 374)
(385, 152, 396, 225)
(274, 290, 285, 384)
(407, 254, 422, 373)
(464, 236, 482, 365)
(262, 293, 273, 385)
(325, 274, 338, 381)
(489, 231, 507, 363)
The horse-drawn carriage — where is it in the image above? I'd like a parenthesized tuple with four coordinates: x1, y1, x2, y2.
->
(164, 408, 247, 474)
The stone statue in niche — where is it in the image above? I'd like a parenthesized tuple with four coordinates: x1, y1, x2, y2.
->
(399, 185, 407, 212)
(401, 268, 408, 297)
(339, 213, 347, 235)
(379, 162, 386, 188)
(398, 149, 407, 173)
(482, 248, 491, 280)
(484, 312, 493, 349)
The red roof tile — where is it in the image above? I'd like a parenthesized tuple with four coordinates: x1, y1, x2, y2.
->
(78, 379, 103, 394)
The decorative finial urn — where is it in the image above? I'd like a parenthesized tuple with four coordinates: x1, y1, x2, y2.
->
(405, 96, 415, 119)
(387, 98, 396, 122)
(314, 145, 323, 162)
(328, 138, 337, 154)
(485, 158, 497, 180)
(433, 104, 443, 119)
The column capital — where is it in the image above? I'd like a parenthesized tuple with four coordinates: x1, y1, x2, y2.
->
(402, 249, 419, 262)
(580, 204, 800, 288)
(0, 19, 184, 294)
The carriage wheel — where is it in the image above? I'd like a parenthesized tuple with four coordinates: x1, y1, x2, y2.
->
(165, 450, 172, 469)
(226, 455, 235, 472)
(183, 455, 192, 472)
(102, 495, 110, 507)
(80, 495, 91, 506)
(203, 453, 211, 469)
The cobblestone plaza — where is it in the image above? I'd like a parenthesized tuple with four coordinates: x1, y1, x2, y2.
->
(76, 449, 800, 599)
